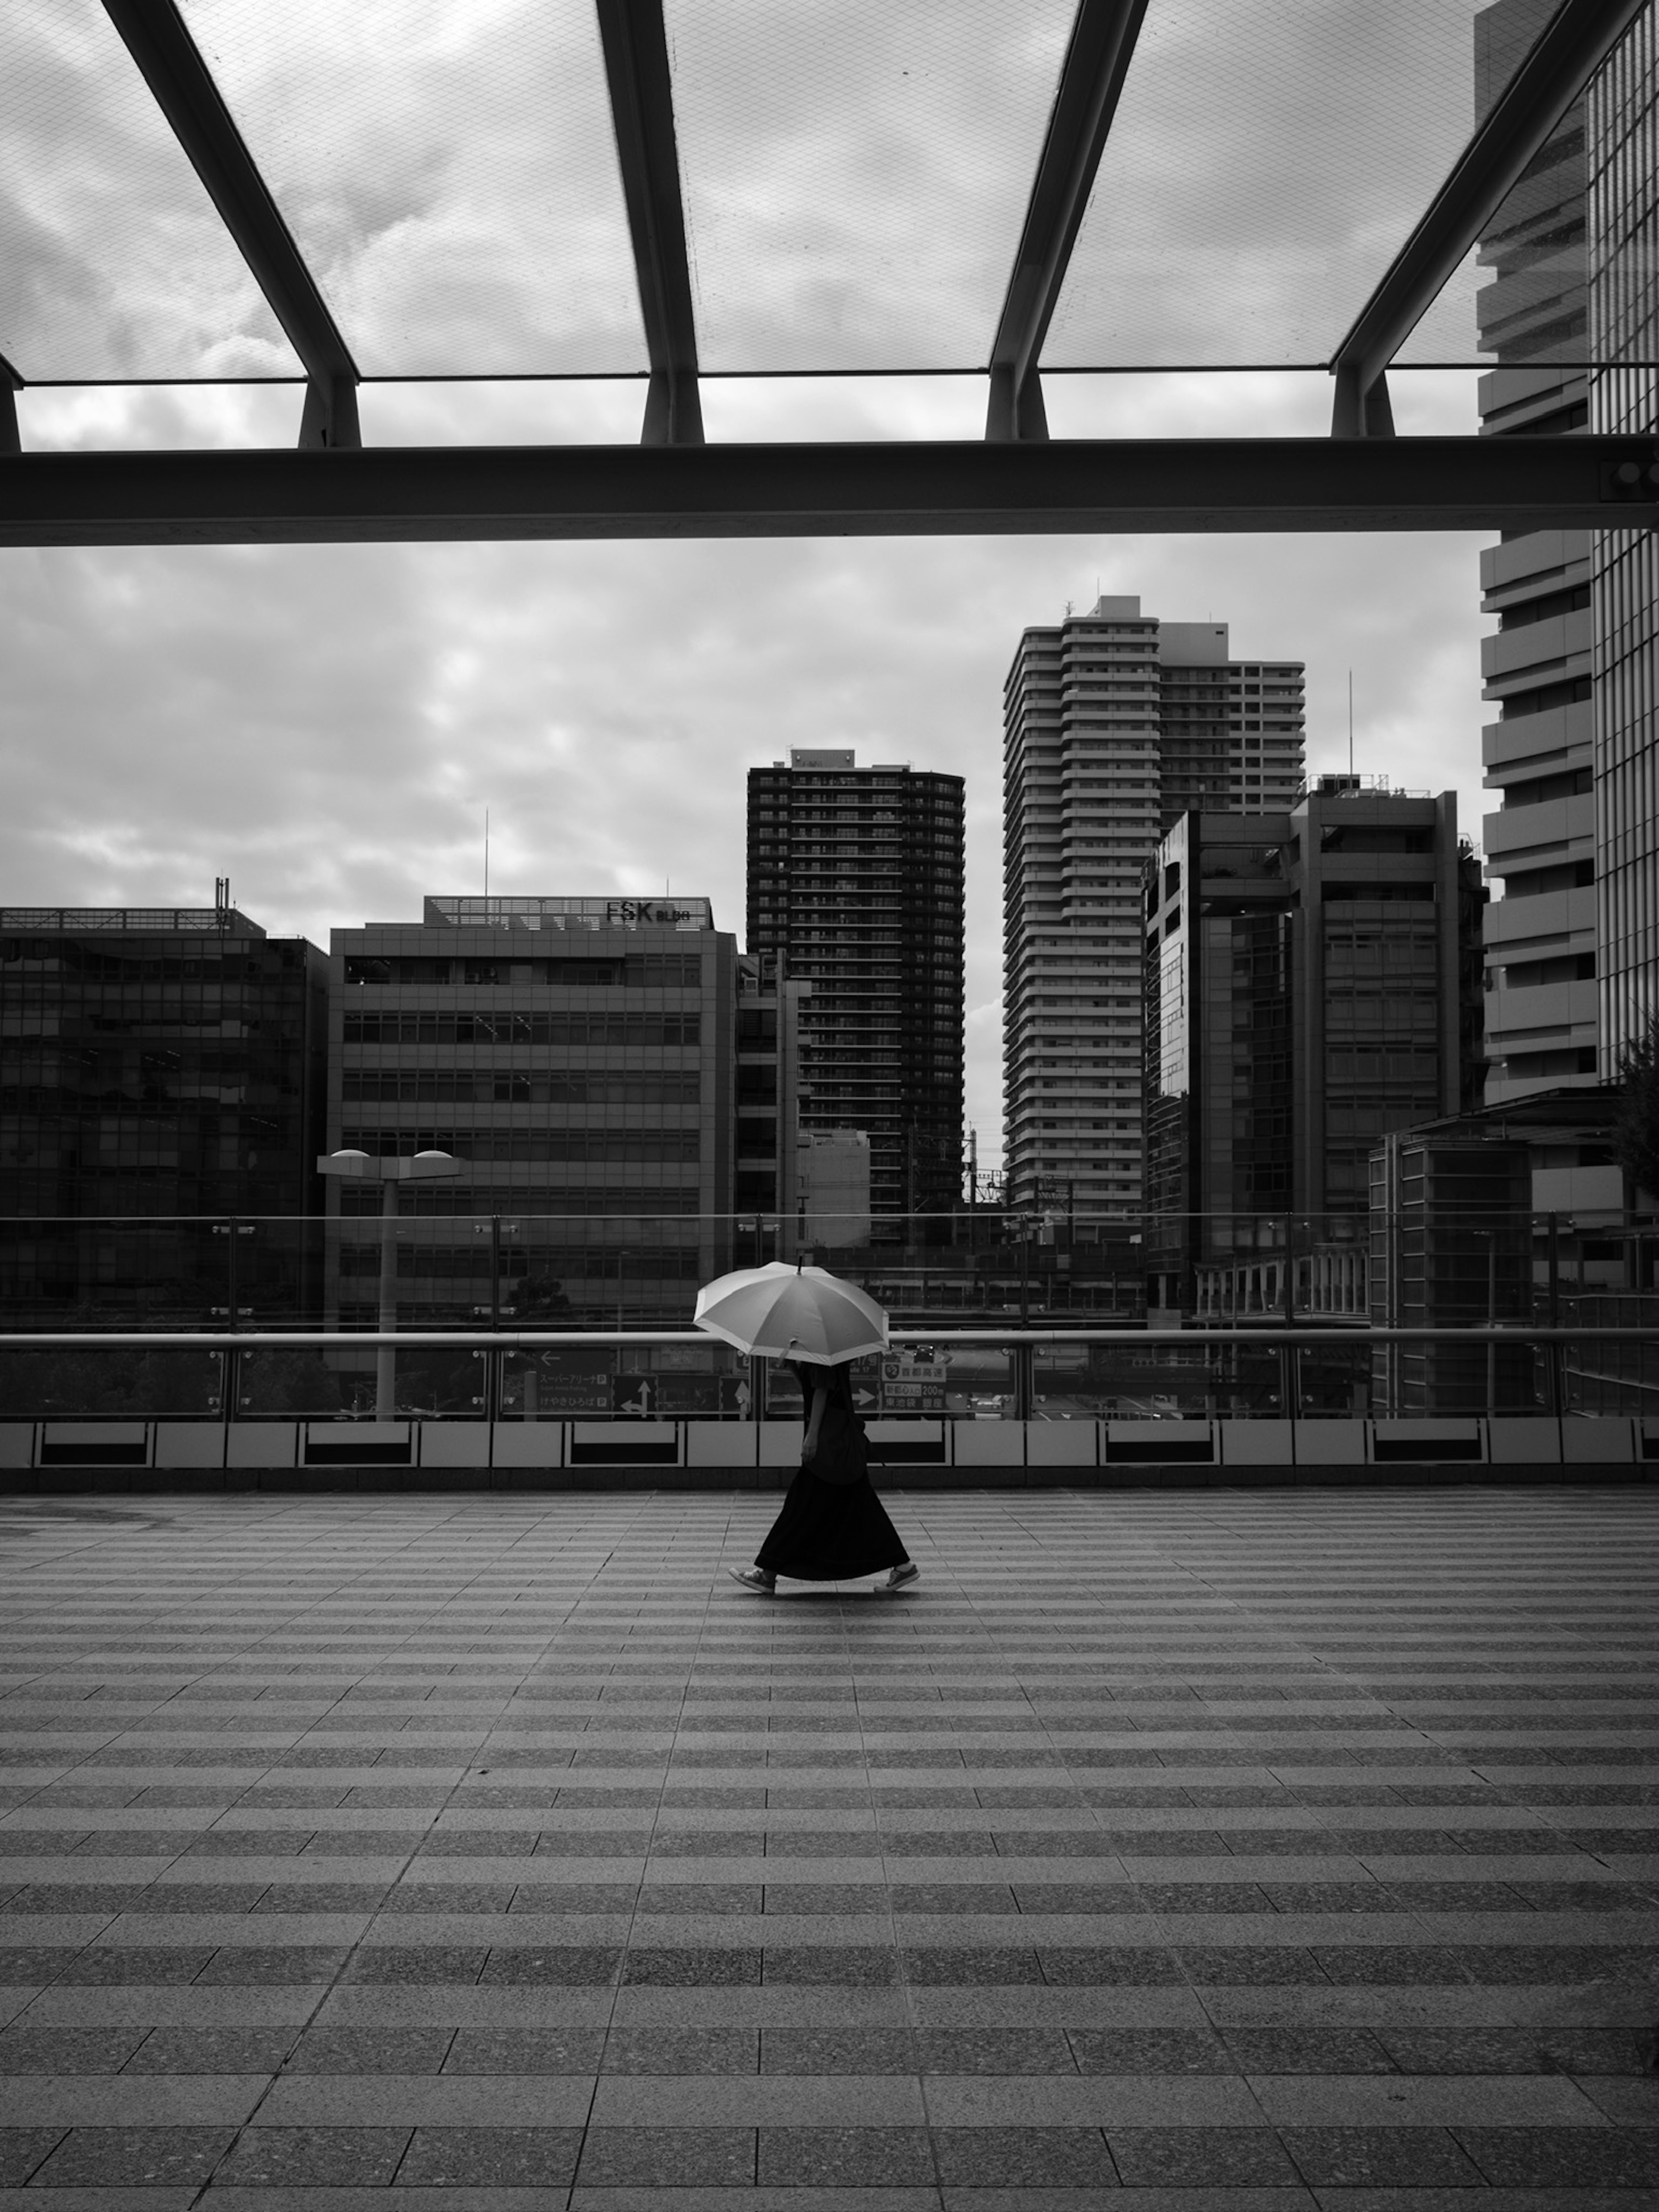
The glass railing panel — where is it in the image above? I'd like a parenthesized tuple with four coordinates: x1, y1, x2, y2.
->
(1292, 1340, 1374, 1419)
(499, 1341, 750, 1421)
(236, 1345, 356, 1417)
(0, 1346, 225, 1418)
(930, 1344, 1017, 1421)
(760, 1346, 1016, 1421)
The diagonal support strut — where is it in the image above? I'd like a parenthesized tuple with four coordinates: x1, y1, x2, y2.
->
(1328, 0, 1649, 437)
(595, 0, 704, 447)
(0, 349, 21, 458)
(986, 0, 1151, 442)
(102, 0, 361, 450)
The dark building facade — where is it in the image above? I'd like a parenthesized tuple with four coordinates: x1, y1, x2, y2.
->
(0, 906, 329, 1324)
(326, 895, 737, 1327)
(1366, 1086, 1649, 1417)
(747, 751, 964, 1224)
(1142, 787, 1484, 1319)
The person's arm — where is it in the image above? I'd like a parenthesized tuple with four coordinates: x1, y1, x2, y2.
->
(800, 1383, 828, 1462)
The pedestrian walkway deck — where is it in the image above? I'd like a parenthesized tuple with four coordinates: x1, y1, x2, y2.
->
(0, 1486, 1656, 2207)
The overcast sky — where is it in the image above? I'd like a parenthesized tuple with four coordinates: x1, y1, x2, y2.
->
(1, 0, 1506, 1168)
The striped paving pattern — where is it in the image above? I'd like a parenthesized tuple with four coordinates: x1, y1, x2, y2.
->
(0, 1486, 1656, 2208)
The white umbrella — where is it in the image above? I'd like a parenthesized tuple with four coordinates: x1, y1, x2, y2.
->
(693, 1261, 888, 1365)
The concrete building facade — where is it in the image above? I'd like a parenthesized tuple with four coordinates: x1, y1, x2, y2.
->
(1002, 596, 1304, 1215)
(746, 751, 964, 1224)
(326, 895, 736, 1327)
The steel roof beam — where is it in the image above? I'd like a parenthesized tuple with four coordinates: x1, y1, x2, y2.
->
(1329, 0, 1648, 436)
(101, 0, 360, 450)
(3, 433, 1654, 544)
(595, 0, 703, 446)
(986, 0, 1151, 442)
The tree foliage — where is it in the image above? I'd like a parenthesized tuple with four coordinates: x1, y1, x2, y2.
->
(1611, 1014, 1659, 1204)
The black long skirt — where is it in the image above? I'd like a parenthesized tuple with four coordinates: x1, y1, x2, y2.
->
(754, 1468, 908, 1580)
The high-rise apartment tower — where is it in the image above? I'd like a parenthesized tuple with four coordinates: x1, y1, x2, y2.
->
(1002, 596, 1304, 1212)
(747, 751, 964, 1223)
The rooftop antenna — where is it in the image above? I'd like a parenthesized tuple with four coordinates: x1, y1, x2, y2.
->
(213, 876, 230, 931)
(1348, 671, 1354, 780)
(483, 807, 490, 903)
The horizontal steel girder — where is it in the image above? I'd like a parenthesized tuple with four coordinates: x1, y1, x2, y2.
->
(2, 436, 1656, 545)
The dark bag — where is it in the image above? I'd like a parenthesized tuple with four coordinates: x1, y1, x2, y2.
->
(805, 1403, 869, 1487)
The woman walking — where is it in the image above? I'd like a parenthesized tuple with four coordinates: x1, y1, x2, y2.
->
(728, 1358, 918, 1593)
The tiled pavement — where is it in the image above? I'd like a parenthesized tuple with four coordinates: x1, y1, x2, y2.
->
(0, 1487, 1656, 2210)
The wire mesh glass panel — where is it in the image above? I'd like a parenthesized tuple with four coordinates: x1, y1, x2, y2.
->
(1399, 0, 1604, 367)
(176, 0, 646, 375)
(236, 1345, 349, 1416)
(1045, 0, 1574, 369)
(0, 0, 297, 380)
(664, 0, 1079, 371)
(0, 1347, 223, 1418)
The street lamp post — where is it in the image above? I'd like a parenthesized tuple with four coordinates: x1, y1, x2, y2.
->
(317, 1149, 464, 1418)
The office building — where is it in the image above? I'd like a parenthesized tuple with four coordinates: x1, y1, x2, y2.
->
(1003, 596, 1304, 1213)
(1587, 7, 1659, 1066)
(1475, 0, 1598, 1105)
(326, 895, 736, 1325)
(0, 905, 329, 1324)
(747, 751, 964, 1224)
(1142, 785, 1483, 1318)
(1477, 0, 1659, 1095)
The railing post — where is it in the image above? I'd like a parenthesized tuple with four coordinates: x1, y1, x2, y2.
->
(1014, 1338, 1034, 1423)
(1544, 1335, 1565, 1419)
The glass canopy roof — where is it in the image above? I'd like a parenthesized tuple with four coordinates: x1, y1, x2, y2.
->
(0, 0, 1640, 391)
(0, 1, 296, 380)
(1046, 0, 1537, 369)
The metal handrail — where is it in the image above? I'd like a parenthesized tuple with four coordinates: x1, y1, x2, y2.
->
(1, 1328, 1655, 1352)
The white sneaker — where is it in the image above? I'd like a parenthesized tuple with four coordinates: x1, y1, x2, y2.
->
(877, 1561, 919, 1592)
(727, 1566, 775, 1594)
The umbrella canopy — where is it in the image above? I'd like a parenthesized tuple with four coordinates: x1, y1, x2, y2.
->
(693, 1262, 888, 1365)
